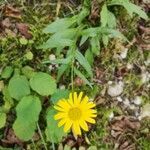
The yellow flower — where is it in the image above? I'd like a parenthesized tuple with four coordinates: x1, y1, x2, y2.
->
(54, 92, 97, 136)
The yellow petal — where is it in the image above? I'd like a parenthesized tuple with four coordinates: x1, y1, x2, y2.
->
(68, 93, 73, 106)
(57, 100, 70, 110)
(78, 92, 83, 103)
(54, 112, 67, 120)
(73, 92, 79, 105)
(86, 102, 96, 109)
(79, 120, 88, 131)
(54, 106, 66, 112)
(80, 96, 89, 105)
(72, 121, 81, 135)
(64, 120, 72, 132)
(58, 118, 67, 127)
(85, 117, 96, 124)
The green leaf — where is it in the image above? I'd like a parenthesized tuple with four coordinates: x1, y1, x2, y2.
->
(109, 0, 148, 20)
(39, 28, 77, 50)
(123, 2, 148, 20)
(74, 68, 93, 88)
(13, 95, 41, 141)
(85, 49, 94, 66)
(82, 27, 99, 38)
(107, 11, 117, 28)
(22, 66, 36, 79)
(87, 146, 97, 150)
(90, 37, 100, 55)
(30, 72, 56, 96)
(46, 108, 66, 143)
(75, 50, 93, 77)
(43, 17, 77, 33)
(19, 37, 28, 45)
(3, 87, 14, 112)
(77, 7, 89, 24)
(8, 76, 30, 100)
(43, 55, 73, 65)
(0, 112, 6, 128)
(57, 64, 69, 81)
(1, 66, 13, 79)
(102, 34, 109, 47)
(51, 89, 70, 104)
(100, 4, 108, 27)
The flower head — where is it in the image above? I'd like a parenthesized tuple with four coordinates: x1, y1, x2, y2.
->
(54, 92, 97, 136)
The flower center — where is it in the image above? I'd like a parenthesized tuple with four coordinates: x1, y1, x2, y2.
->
(68, 107, 81, 121)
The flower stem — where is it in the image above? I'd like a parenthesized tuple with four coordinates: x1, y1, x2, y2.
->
(37, 123, 48, 150)
(31, 138, 37, 150)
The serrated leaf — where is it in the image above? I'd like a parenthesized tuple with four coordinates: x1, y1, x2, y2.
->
(75, 50, 93, 77)
(85, 49, 94, 65)
(13, 95, 41, 141)
(0, 112, 6, 129)
(74, 68, 92, 88)
(109, 0, 148, 20)
(39, 28, 77, 50)
(46, 108, 66, 143)
(1, 66, 13, 79)
(102, 34, 109, 47)
(100, 4, 108, 27)
(30, 72, 56, 96)
(77, 7, 89, 24)
(107, 11, 117, 28)
(43, 17, 77, 33)
(90, 37, 100, 55)
(8, 76, 30, 100)
(43, 55, 73, 65)
(51, 89, 70, 104)
(57, 64, 69, 81)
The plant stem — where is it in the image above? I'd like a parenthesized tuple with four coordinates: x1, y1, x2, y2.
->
(31, 138, 37, 150)
(71, 60, 74, 92)
(37, 123, 48, 150)
(52, 142, 55, 150)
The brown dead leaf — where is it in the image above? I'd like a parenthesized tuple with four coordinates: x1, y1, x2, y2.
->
(1, 128, 24, 147)
(4, 5, 21, 19)
(74, 77, 84, 86)
(1, 18, 11, 28)
(16, 23, 32, 39)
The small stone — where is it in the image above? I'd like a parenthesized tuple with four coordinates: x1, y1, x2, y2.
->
(141, 72, 149, 84)
(126, 63, 133, 69)
(133, 96, 142, 105)
(109, 112, 114, 120)
(120, 48, 128, 59)
(107, 81, 124, 97)
(123, 98, 130, 106)
(144, 58, 150, 66)
(108, 81, 113, 85)
(116, 96, 123, 102)
(140, 103, 150, 119)
(129, 104, 135, 110)
(49, 54, 56, 61)
(48, 65, 53, 71)
(59, 85, 65, 90)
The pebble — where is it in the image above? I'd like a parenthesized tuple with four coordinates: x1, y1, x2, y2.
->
(123, 98, 130, 106)
(141, 72, 149, 84)
(109, 112, 114, 120)
(126, 63, 133, 69)
(120, 48, 128, 59)
(133, 96, 142, 105)
(59, 85, 65, 90)
(116, 96, 123, 102)
(107, 81, 124, 97)
(49, 54, 56, 61)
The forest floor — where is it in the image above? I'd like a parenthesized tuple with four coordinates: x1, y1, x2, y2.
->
(0, 0, 150, 150)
